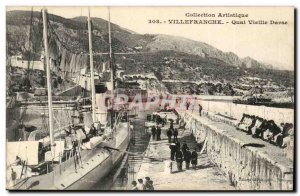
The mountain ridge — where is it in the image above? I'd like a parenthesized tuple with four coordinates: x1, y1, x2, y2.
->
(6, 10, 281, 71)
(6, 10, 294, 89)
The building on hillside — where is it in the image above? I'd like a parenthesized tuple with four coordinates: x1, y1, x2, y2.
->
(9, 55, 44, 71)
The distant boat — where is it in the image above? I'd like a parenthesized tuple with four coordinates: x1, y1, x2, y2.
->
(233, 94, 293, 108)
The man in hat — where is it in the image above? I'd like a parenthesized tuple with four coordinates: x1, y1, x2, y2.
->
(181, 142, 188, 155)
(151, 126, 157, 141)
(15, 156, 22, 166)
(173, 128, 178, 141)
(148, 180, 154, 190)
(89, 123, 97, 137)
(163, 115, 167, 126)
(131, 181, 138, 190)
(144, 177, 154, 190)
(96, 121, 102, 135)
(199, 104, 203, 116)
(167, 128, 173, 143)
(156, 126, 161, 141)
(137, 178, 145, 190)
(175, 149, 184, 171)
(186, 101, 190, 110)
(169, 121, 174, 130)
(169, 140, 177, 161)
(184, 147, 192, 169)
(79, 113, 84, 123)
(170, 119, 174, 129)
(191, 148, 198, 170)
(175, 140, 181, 150)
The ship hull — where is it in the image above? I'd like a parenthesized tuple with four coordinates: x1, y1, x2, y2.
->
(7, 122, 130, 190)
(67, 126, 130, 190)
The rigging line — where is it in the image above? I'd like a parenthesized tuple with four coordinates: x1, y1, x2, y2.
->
(29, 11, 42, 36)
(45, 10, 159, 66)
(107, 7, 117, 89)
(41, 96, 48, 133)
(93, 52, 155, 55)
(47, 19, 90, 63)
(46, 16, 154, 57)
(47, 13, 87, 55)
(26, 7, 34, 72)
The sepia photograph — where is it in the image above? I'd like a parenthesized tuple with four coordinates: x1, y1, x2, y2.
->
(5, 6, 295, 191)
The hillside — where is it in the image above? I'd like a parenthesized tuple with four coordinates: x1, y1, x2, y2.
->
(146, 34, 272, 69)
(6, 10, 294, 91)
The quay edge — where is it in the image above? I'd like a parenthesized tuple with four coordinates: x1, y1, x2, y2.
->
(180, 110, 293, 191)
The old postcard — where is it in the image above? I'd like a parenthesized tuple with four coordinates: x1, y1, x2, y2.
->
(6, 6, 294, 191)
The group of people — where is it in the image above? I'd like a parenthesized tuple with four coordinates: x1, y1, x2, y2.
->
(64, 122, 106, 144)
(166, 119, 179, 143)
(63, 123, 113, 171)
(148, 113, 167, 127)
(166, 127, 178, 143)
(164, 115, 198, 171)
(237, 113, 294, 148)
(131, 177, 154, 191)
(169, 141, 198, 171)
(185, 101, 203, 117)
(151, 126, 162, 141)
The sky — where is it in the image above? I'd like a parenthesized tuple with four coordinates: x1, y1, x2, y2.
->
(7, 6, 295, 70)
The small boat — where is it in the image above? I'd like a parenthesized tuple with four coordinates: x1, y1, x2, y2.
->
(233, 93, 294, 108)
(233, 94, 272, 106)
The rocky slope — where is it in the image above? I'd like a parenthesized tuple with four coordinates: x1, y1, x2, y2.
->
(146, 34, 272, 69)
(6, 10, 294, 88)
(7, 10, 275, 70)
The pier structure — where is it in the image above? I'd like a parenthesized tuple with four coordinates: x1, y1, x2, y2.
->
(180, 109, 293, 190)
(135, 107, 293, 191)
(136, 116, 235, 190)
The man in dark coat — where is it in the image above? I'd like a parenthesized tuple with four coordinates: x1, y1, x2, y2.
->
(186, 101, 190, 110)
(199, 104, 203, 116)
(170, 119, 174, 129)
(15, 156, 22, 165)
(151, 126, 157, 141)
(144, 177, 154, 191)
(131, 181, 138, 190)
(175, 140, 181, 150)
(148, 180, 154, 190)
(156, 116, 162, 125)
(175, 150, 184, 171)
(167, 128, 173, 143)
(173, 129, 178, 140)
(169, 140, 177, 161)
(156, 114, 160, 122)
(137, 179, 145, 190)
(156, 126, 161, 141)
(89, 124, 97, 137)
(191, 148, 198, 170)
(169, 122, 174, 131)
(79, 113, 84, 123)
(181, 143, 188, 154)
(184, 147, 191, 169)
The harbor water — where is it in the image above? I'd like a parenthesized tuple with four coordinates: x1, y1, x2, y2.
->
(91, 110, 151, 190)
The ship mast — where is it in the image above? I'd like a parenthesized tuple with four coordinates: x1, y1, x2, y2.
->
(108, 7, 114, 92)
(42, 9, 55, 151)
(88, 8, 96, 122)
(107, 7, 115, 130)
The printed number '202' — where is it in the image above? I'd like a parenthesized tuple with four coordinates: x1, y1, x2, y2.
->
(148, 20, 160, 24)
